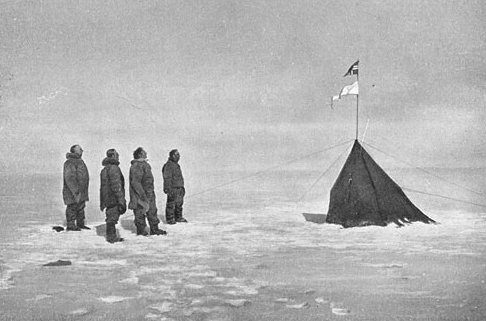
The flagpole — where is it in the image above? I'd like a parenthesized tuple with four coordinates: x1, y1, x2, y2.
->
(341, 59, 360, 140)
(356, 71, 359, 141)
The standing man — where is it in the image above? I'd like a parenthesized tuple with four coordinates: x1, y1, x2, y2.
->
(162, 149, 188, 224)
(128, 147, 167, 236)
(63, 144, 90, 231)
(100, 149, 126, 243)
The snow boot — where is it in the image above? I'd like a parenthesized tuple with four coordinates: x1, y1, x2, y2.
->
(150, 224, 167, 236)
(175, 217, 188, 223)
(76, 218, 90, 230)
(136, 224, 149, 236)
(166, 212, 176, 225)
(106, 223, 124, 243)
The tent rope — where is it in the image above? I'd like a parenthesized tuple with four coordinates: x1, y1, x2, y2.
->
(120, 139, 353, 220)
(297, 142, 352, 202)
(187, 139, 354, 199)
(363, 141, 486, 197)
(402, 187, 486, 209)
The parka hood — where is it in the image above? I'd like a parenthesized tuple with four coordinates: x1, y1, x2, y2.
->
(131, 158, 148, 165)
(102, 157, 120, 166)
(66, 152, 81, 159)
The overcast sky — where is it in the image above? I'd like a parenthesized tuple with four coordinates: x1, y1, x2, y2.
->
(0, 0, 484, 175)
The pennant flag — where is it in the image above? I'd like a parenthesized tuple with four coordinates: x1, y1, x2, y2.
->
(330, 81, 359, 108)
(344, 60, 359, 77)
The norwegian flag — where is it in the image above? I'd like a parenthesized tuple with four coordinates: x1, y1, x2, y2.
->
(343, 60, 359, 77)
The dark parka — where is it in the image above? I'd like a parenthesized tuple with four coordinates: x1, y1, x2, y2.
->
(63, 153, 89, 205)
(162, 159, 184, 193)
(100, 158, 125, 211)
(128, 159, 155, 210)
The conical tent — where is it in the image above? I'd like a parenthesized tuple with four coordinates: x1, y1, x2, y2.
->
(326, 140, 435, 227)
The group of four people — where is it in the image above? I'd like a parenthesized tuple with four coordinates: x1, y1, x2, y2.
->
(62, 145, 187, 243)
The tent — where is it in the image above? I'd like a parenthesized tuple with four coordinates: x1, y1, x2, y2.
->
(325, 140, 435, 227)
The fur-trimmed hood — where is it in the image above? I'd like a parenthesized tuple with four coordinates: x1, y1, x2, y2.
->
(102, 157, 120, 166)
(66, 152, 81, 159)
(131, 158, 148, 165)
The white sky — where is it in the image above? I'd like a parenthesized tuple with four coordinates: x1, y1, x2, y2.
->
(0, 0, 485, 173)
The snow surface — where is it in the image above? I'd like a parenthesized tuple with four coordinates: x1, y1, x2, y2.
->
(1, 170, 485, 320)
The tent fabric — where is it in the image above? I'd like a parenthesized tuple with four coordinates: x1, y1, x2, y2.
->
(326, 140, 435, 227)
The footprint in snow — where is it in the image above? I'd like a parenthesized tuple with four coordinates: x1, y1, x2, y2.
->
(26, 294, 52, 301)
(275, 298, 290, 303)
(99, 296, 133, 303)
(119, 276, 139, 284)
(332, 307, 351, 316)
(315, 297, 329, 304)
(224, 299, 251, 307)
(303, 289, 316, 295)
(69, 308, 90, 316)
(145, 312, 159, 319)
(330, 302, 351, 316)
(286, 302, 309, 309)
(150, 301, 173, 313)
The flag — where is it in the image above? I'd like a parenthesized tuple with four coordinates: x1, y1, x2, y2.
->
(339, 81, 359, 96)
(344, 60, 359, 77)
(330, 81, 359, 108)
(330, 95, 340, 109)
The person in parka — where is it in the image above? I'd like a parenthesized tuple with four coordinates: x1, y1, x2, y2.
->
(162, 149, 187, 224)
(63, 144, 90, 231)
(128, 147, 167, 236)
(100, 149, 126, 243)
